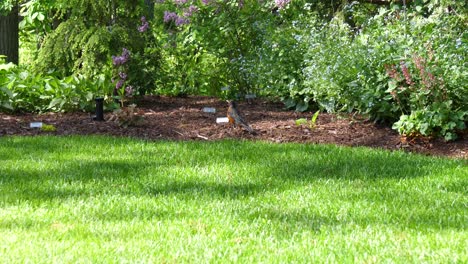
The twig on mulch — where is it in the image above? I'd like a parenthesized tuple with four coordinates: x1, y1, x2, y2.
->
(173, 130, 184, 136)
(197, 134, 209, 140)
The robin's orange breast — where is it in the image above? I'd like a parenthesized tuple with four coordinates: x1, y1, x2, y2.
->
(227, 114, 235, 124)
(227, 109, 235, 124)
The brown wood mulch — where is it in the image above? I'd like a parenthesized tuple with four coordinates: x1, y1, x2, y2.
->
(1, 96, 467, 159)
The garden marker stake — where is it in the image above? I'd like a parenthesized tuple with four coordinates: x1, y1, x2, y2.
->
(94, 97, 104, 121)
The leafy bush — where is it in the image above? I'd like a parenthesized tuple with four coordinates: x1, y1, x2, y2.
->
(35, 21, 114, 78)
(0, 65, 112, 112)
(153, 0, 297, 98)
(253, 10, 311, 106)
(150, 18, 221, 96)
(0, 61, 16, 110)
(33, 0, 155, 82)
(300, 4, 467, 140)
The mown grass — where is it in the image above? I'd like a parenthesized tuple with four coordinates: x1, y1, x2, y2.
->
(0, 135, 466, 263)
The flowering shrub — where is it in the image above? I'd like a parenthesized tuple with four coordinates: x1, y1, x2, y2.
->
(153, 0, 293, 97)
(387, 54, 466, 140)
(111, 48, 134, 106)
(111, 13, 161, 99)
(300, 4, 467, 140)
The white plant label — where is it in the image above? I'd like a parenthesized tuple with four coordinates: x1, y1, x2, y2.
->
(30, 122, 43, 128)
(216, 117, 229, 124)
(203, 107, 216, 113)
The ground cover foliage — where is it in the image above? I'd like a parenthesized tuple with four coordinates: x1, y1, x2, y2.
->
(0, 0, 467, 141)
(0, 136, 467, 262)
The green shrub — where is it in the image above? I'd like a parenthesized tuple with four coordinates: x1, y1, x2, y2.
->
(0, 65, 112, 113)
(35, 21, 110, 77)
(0, 61, 15, 110)
(300, 4, 467, 140)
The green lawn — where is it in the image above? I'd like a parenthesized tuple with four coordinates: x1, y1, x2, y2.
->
(0, 136, 466, 263)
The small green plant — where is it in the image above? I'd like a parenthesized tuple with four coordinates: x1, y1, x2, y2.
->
(295, 110, 320, 129)
(40, 124, 56, 132)
(310, 110, 320, 128)
(109, 104, 144, 128)
(295, 118, 308, 126)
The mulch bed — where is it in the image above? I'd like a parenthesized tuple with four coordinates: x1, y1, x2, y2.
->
(1, 96, 467, 159)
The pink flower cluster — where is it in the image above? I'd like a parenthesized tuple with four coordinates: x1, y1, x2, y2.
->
(385, 64, 402, 82)
(413, 55, 436, 89)
(275, 0, 290, 9)
(400, 61, 413, 86)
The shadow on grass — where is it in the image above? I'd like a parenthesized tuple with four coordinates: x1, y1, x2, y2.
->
(145, 181, 264, 198)
(0, 157, 268, 202)
(1, 136, 465, 195)
(241, 204, 467, 234)
(0, 136, 466, 231)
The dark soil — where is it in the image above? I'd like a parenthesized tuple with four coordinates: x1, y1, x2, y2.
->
(1, 96, 467, 159)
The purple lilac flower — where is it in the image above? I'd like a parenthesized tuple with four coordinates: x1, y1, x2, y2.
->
(174, 0, 187, 5)
(164, 11, 189, 26)
(112, 48, 131, 66)
(121, 48, 130, 61)
(275, 0, 290, 9)
(138, 22, 149, 32)
(119, 72, 127, 80)
(125, 86, 134, 96)
(175, 16, 189, 26)
(112, 56, 123, 66)
(201, 0, 210, 5)
(183, 5, 199, 17)
(164, 11, 178, 23)
(116, 79, 124, 90)
(138, 16, 149, 32)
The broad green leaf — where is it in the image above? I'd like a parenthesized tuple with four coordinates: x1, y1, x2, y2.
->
(37, 13, 45, 21)
(0, 86, 13, 97)
(48, 98, 63, 109)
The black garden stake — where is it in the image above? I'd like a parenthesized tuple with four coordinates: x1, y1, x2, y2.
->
(94, 97, 104, 121)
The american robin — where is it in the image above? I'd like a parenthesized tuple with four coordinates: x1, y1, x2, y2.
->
(227, 100, 254, 133)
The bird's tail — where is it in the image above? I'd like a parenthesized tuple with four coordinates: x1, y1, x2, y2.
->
(241, 123, 254, 133)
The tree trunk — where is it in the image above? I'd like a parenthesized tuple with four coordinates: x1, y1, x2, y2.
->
(144, 0, 154, 20)
(0, 4, 19, 64)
